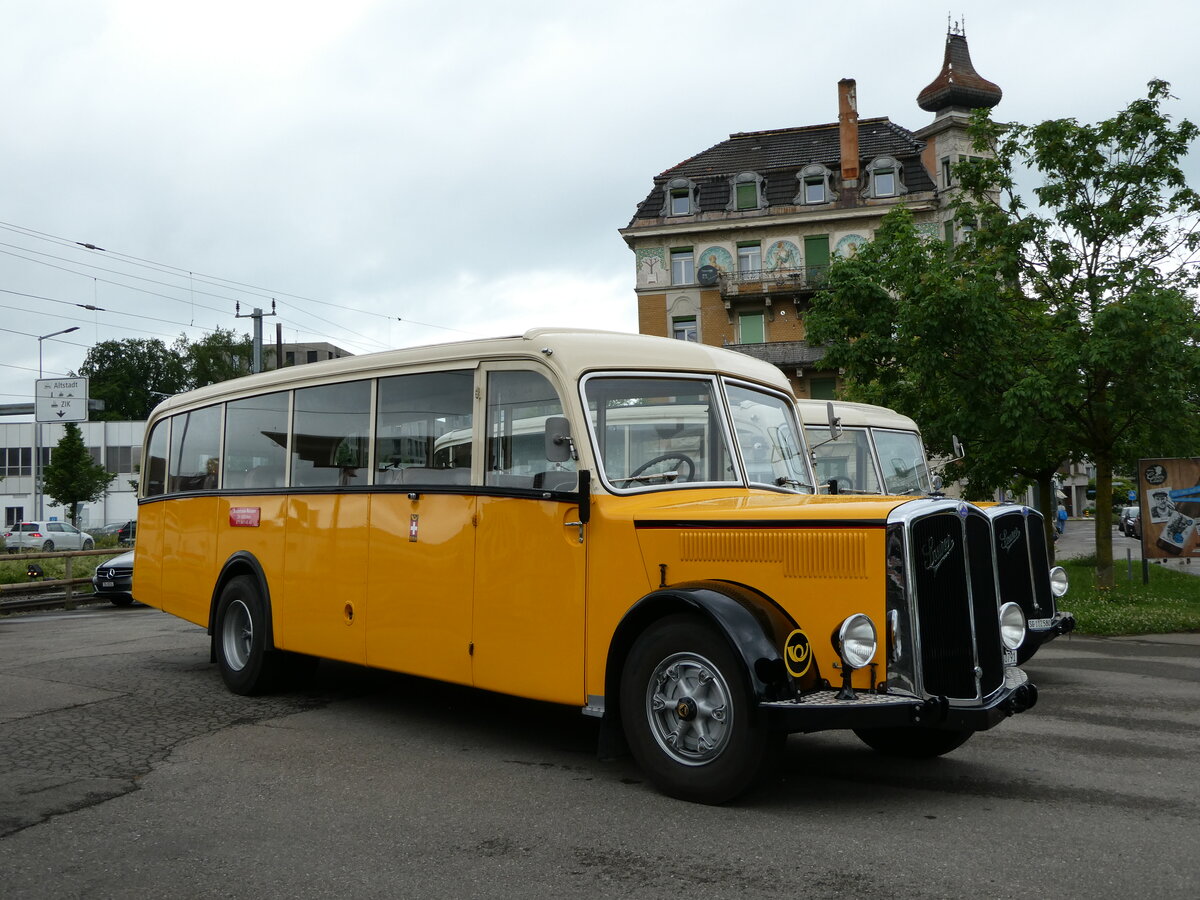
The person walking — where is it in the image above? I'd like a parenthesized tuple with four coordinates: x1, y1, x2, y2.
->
(1057, 505, 1068, 534)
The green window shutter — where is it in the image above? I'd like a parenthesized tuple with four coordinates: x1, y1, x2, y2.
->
(809, 377, 836, 400)
(944, 221, 955, 245)
(804, 235, 830, 281)
(736, 182, 757, 209)
(740, 313, 765, 344)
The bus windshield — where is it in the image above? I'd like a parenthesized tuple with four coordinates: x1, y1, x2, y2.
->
(584, 375, 812, 492)
(874, 429, 932, 495)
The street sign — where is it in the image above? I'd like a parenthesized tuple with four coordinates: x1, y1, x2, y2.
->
(35, 377, 89, 423)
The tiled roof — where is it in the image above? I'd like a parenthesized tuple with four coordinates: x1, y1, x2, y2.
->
(631, 118, 933, 222)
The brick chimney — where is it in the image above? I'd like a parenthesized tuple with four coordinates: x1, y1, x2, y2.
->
(838, 78, 860, 186)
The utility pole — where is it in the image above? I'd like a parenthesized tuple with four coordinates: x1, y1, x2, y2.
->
(235, 301, 277, 373)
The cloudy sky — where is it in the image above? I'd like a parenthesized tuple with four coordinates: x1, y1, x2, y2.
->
(2, 0, 1198, 412)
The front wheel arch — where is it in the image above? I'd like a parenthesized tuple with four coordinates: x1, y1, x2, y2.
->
(602, 582, 804, 757)
(209, 551, 277, 657)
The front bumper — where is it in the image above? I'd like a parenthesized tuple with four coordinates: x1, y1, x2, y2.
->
(761, 668, 1038, 735)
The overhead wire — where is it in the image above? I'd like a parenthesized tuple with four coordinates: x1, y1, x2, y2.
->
(0, 220, 479, 344)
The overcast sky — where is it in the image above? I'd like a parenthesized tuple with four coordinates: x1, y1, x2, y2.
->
(2, 0, 1198, 413)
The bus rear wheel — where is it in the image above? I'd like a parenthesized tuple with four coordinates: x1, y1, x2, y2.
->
(215, 575, 283, 695)
(619, 615, 768, 804)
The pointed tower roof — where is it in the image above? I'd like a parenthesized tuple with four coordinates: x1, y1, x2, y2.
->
(917, 26, 1002, 113)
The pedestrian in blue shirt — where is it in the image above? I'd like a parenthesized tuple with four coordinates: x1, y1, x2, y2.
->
(1056, 505, 1068, 534)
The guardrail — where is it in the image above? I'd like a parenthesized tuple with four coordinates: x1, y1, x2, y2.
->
(0, 547, 129, 610)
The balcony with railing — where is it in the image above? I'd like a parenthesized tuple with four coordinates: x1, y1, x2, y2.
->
(718, 265, 829, 299)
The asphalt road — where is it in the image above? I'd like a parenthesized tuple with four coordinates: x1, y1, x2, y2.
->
(1, 605, 1197, 899)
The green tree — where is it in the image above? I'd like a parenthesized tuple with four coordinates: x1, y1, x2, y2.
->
(42, 423, 115, 526)
(810, 80, 1200, 587)
(176, 327, 253, 388)
(76, 338, 187, 420)
(807, 206, 1074, 536)
(956, 80, 1200, 586)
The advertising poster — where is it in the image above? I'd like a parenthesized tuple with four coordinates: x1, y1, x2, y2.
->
(1138, 458, 1200, 560)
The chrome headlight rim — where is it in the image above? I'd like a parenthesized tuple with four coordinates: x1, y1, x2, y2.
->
(1049, 566, 1069, 598)
(834, 613, 878, 670)
(998, 601, 1027, 651)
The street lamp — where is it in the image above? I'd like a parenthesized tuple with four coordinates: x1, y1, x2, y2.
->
(33, 327, 80, 520)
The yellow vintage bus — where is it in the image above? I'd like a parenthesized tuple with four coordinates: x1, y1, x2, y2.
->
(134, 328, 1062, 803)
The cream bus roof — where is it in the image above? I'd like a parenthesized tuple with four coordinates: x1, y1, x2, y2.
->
(796, 398, 920, 433)
(147, 328, 794, 420)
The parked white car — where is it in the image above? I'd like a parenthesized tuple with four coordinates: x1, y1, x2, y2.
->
(3, 521, 95, 553)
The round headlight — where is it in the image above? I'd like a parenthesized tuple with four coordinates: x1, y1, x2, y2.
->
(1049, 566, 1069, 598)
(834, 614, 877, 669)
(999, 602, 1026, 651)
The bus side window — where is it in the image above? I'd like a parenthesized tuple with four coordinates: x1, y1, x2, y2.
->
(291, 382, 371, 488)
(484, 370, 576, 491)
(376, 370, 475, 485)
(167, 405, 222, 493)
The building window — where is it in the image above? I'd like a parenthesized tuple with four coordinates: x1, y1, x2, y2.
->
(5, 506, 24, 528)
(737, 242, 761, 274)
(739, 312, 765, 344)
(104, 445, 142, 476)
(795, 164, 835, 205)
(672, 317, 698, 342)
(307, 350, 318, 364)
(726, 172, 765, 212)
(944, 221, 955, 246)
(864, 156, 907, 199)
(809, 377, 837, 400)
(661, 177, 698, 217)
(285, 351, 295, 366)
(1, 447, 32, 478)
(670, 249, 694, 285)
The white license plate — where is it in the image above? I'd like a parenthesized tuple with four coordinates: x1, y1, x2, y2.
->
(101, 581, 115, 588)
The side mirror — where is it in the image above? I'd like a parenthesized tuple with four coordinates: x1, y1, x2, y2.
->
(826, 401, 843, 440)
(951, 435, 965, 461)
(544, 416, 575, 462)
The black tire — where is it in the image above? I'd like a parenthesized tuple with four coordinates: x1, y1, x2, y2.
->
(853, 727, 973, 758)
(214, 574, 283, 695)
(82, 539, 94, 550)
(110, 595, 135, 608)
(42, 540, 54, 552)
(620, 614, 768, 804)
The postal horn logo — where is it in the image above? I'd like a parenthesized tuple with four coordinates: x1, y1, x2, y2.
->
(784, 629, 812, 678)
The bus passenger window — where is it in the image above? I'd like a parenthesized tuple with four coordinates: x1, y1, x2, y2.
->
(143, 419, 169, 497)
(291, 382, 370, 488)
(376, 370, 474, 485)
(485, 370, 576, 490)
(224, 391, 289, 489)
(167, 405, 222, 492)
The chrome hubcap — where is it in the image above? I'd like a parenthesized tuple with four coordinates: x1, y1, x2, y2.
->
(222, 599, 253, 671)
(645, 652, 732, 765)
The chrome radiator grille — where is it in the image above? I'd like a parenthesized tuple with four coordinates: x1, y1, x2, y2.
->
(905, 505, 1004, 701)
(988, 507, 1055, 623)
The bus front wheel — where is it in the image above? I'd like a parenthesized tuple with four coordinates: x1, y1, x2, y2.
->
(215, 575, 282, 695)
(619, 614, 769, 804)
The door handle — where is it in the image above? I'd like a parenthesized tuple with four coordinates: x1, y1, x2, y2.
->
(564, 521, 584, 543)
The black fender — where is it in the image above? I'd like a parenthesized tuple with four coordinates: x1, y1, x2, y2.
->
(603, 580, 821, 744)
(208, 551, 277, 661)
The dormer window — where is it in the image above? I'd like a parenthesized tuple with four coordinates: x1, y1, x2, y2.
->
(726, 172, 766, 211)
(661, 177, 699, 217)
(794, 164, 836, 205)
(864, 156, 908, 199)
